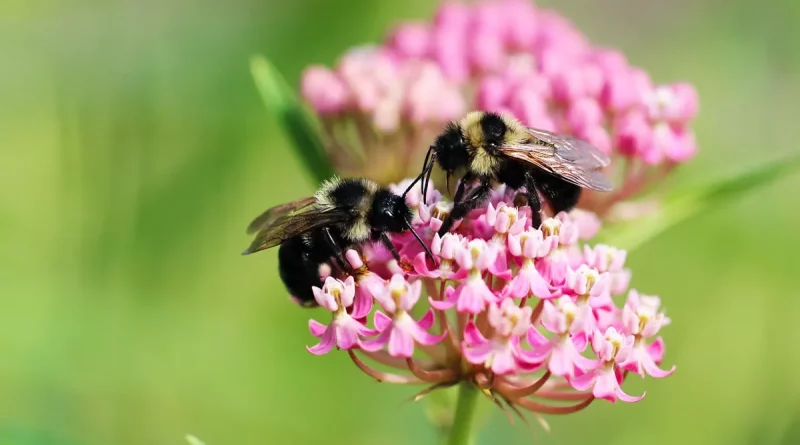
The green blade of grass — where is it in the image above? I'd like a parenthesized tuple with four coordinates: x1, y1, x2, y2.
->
(250, 55, 334, 184)
(599, 155, 800, 251)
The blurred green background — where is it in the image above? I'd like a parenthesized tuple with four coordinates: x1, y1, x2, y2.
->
(2, 0, 800, 444)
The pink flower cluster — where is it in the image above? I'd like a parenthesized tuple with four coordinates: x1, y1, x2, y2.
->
(300, 0, 699, 210)
(306, 180, 674, 418)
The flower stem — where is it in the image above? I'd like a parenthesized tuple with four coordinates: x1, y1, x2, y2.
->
(448, 381, 479, 445)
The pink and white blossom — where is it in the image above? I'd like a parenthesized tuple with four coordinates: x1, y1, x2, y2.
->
(307, 276, 377, 355)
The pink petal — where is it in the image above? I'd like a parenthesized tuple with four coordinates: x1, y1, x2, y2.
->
(507, 274, 530, 299)
(456, 285, 486, 314)
(413, 252, 442, 278)
(410, 318, 447, 346)
(387, 326, 415, 358)
(351, 288, 373, 319)
(313, 286, 337, 311)
(513, 337, 546, 368)
(463, 342, 493, 366)
(522, 266, 552, 298)
(335, 321, 360, 350)
(548, 341, 574, 377)
(416, 309, 435, 330)
(373, 311, 392, 332)
(572, 331, 588, 352)
(463, 321, 488, 345)
(340, 276, 356, 307)
(616, 387, 645, 403)
(402, 280, 422, 310)
(489, 252, 512, 280)
(507, 233, 523, 256)
(429, 285, 457, 311)
(308, 319, 327, 338)
(592, 368, 620, 402)
(568, 369, 596, 391)
(360, 328, 391, 352)
(540, 301, 562, 333)
(526, 326, 549, 348)
(306, 325, 336, 355)
(643, 358, 676, 378)
(647, 336, 666, 362)
(491, 345, 517, 375)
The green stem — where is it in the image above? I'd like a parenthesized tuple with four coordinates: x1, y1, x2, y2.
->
(448, 381, 479, 445)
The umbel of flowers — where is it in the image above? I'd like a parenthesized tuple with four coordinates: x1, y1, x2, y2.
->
(306, 180, 675, 421)
(300, 0, 698, 217)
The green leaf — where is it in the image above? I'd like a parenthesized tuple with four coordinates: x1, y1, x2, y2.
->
(185, 435, 207, 445)
(599, 155, 800, 251)
(250, 55, 334, 184)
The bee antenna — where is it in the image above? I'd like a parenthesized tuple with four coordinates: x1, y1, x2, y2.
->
(404, 146, 434, 199)
(402, 172, 425, 198)
(421, 147, 436, 205)
(405, 219, 438, 266)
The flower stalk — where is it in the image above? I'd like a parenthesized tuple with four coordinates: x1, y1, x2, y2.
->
(448, 381, 480, 445)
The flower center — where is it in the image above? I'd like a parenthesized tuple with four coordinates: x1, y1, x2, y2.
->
(541, 219, 560, 238)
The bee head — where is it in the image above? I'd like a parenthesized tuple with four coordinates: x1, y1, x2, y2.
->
(432, 123, 469, 174)
(371, 189, 413, 233)
(479, 112, 508, 153)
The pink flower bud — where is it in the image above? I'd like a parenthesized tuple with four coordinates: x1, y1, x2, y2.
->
(470, 29, 507, 73)
(551, 69, 586, 103)
(301, 66, 349, 114)
(665, 127, 697, 163)
(387, 22, 431, 59)
(503, 0, 538, 50)
(671, 82, 699, 122)
(477, 76, 510, 111)
(566, 98, 603, 133)
(614, 110, 653, 158)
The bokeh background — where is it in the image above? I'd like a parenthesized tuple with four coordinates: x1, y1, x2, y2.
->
(2, 0, 800, 444)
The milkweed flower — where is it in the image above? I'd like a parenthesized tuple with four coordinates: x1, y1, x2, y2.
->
(306, 276, 377, 355)
(361, 274, 446, 357)
(568, 327, 645, 403)
(281, 0, 690, 432)
(299, 177, 676, 425)
(299, 0, 698, 220)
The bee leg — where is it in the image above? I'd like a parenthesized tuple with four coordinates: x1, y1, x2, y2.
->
(322, 227, 351, 272)
(378, 232, 414, 272)
(379, 232, 402, 262)
(525, 173, 544, 229)
(451, 172, 475, 204)
(438, 178, 492, 236)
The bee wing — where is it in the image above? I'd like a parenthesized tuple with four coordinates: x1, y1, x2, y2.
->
(500, 128, 613, 192)
(243, 208, 350, 254)
(246, 196, 318, 234)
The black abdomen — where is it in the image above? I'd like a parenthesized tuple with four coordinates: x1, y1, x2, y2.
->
(278, 235, 326, 306)
(277, 228, 348, 306)
(533, 171, 582, 214)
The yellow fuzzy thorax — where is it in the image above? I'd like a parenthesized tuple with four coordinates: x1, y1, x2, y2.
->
(459, 111, 530, 176)
(313, 176, 377, 242)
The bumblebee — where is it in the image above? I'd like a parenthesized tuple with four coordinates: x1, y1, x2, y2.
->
(412, 111, 613, 234)
(242, 177, 433, 306)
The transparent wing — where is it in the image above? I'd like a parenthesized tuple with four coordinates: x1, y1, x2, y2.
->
(246, 196, 317, 234)
(500, 128, 613, 191)
(243, 208, 350, 254)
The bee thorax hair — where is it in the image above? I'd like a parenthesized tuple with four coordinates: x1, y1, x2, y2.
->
(315, 176, 378, 210)
(345, 220, 371, 242)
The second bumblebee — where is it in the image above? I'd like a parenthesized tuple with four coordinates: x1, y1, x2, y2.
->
(413, 111, 613, 234)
